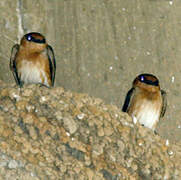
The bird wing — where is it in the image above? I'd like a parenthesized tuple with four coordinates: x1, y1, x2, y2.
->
(122, 88, 135, 112)
(160, 90, 167, 118)
(46, 45, 56, 86)
(9, 44, 22, 86)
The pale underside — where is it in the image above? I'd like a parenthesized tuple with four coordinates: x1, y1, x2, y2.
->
(18, 60, 49, 86)
(130, 98, 162, 130)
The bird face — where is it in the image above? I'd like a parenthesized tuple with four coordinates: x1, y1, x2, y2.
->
(21, 32, 47, 52)
(133, 73, 160, 93)
(24, 32, 46, 44)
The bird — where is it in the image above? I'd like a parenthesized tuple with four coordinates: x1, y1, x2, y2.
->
(10, 32, 56, 87)
(122, 73, 167, 131)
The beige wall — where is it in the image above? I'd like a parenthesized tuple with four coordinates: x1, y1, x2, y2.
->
(1, 0, 181, 141)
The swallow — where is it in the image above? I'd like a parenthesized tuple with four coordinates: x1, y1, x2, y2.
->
(122, 73, 167, 131)
(10, 32, 56, 87)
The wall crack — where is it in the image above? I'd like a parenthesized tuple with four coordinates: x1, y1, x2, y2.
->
(16, 0, 24, 42)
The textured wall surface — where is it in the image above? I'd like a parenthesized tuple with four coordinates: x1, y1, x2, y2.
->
(1, 0, 181, 141)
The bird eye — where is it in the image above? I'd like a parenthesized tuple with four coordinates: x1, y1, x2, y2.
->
(140, 76, 144, 82)
(27, 35, 32, 41)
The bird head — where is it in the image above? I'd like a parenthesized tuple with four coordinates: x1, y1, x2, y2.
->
(133, 73, 160, 92)
(20, 32, 47, 52)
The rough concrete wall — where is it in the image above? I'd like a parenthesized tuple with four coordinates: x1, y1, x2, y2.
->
(1, 0, 181, 141)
